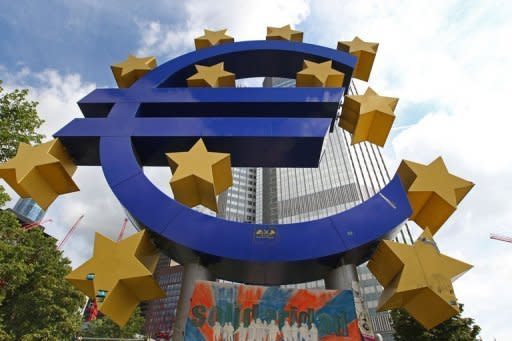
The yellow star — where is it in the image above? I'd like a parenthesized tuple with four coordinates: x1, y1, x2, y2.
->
(397, 157, 474, 235)
(65, 230, 165, 327)
(339, 87, 398, 146)
(337, 37, 379, 81)
(166, 139, 232, 212)
(194, 29, 234, 50)
(368, 229, 472, 330)
(186, 62, 236, 88)
(266, 24, 303, 42)
(296, 60, 344, 87)
(111, 55, 157, 88)
(0, 139, 78, 209)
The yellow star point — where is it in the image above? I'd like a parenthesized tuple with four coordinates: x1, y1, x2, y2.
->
(194, 29, 234, 50)
(186, 62, 236, 88)
(337, 37, 379, 81)
(0, 138, 79, 209)
(111, 55, 157, 88)
(166, 138, 232, 212)
(339, 87, 398, 146)
(296, 60, 344, 87)
(368, 229, 472, 330)
(397, 157, 474, 234)
(266, 25, 303, 42)
(65, 230, 165, 327)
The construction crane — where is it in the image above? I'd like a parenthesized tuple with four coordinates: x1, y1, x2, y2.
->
(57, 215, 84, 250)
(490, 233, 512, 244)
(117, 218, 128, 242)
(22, 218, 53, 231)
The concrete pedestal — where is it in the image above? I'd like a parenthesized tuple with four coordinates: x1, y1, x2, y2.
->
(173, 263, 213, 341)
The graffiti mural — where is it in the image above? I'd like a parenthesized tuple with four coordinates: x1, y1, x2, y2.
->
(185, 281, 376, 341)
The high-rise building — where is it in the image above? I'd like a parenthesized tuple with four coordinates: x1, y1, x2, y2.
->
(358, 266, 394, 340)
(12, 198, 45, 222)
(217, 167, 257, 223)
(143, 255, 184, 339)
(218, 77, 413, 341)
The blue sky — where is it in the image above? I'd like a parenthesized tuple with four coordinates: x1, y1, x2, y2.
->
(1, 1, 511, 339)
(0, 1, 174, 85)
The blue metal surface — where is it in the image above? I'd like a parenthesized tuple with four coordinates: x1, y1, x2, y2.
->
(55, 40, 355, 167)
(54, 39, 411, 284)
(78, 87, 344, 118)
(133, 40, 356, 89)
(56, 116, 331, 166)
(99, 133, 411, 283)
(101, 134, 411, 262)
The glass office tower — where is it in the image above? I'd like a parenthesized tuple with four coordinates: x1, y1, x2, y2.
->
(258, 78, 361, 224)
(217, 77, 412, 340)
(217, 167, 257, 223)
(143, 255, 184, 338)
(12, 198, 45, 222)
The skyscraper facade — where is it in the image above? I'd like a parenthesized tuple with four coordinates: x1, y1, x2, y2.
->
(143, 255, 184, 339)
(12, 198, 45, 222)
(258, 80, 360, 224)
(217, 77, 412, 340)
(217, 167, 257, 223)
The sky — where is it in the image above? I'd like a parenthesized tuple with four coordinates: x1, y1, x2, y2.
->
(1, 0, 511, 339)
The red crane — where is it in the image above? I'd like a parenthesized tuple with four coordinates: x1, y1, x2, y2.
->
(83, 299, 99, 321)
(57, 215, 84, 250)
(22, 218, 53, 231)
(117, 218, 129, 242)
(490, 233, 512, 244)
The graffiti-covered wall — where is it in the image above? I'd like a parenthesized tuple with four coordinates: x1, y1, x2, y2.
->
(185, 281, 375, 341)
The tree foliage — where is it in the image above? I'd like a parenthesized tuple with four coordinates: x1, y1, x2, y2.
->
(391, 305, 481, 341)
(0, 80, 44, 162)
(0, 81, 83, 339)
(0, 80, 45, 206)
(81, 307, 145, 339)
(0, 211, 84, 340)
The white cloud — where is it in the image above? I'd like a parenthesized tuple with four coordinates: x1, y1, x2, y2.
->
(1, 68, 96, 138)
(136, 0, 310, 59)
(303, 1, 512, 339)
(134, 2, 512, 337)
(0, 67, 137, 267)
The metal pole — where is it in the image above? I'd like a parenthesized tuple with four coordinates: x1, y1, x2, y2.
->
(172, 263, 213, 341)
(324, 261, 359, 291)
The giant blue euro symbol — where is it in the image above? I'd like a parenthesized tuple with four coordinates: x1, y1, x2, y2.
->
(55, 40, 411, 284)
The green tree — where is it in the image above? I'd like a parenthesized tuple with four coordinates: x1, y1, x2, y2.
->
(0, 81, 83, 339)
(391, 305, 481, 341)
(0, 80, 44, 162)
(81, 307, 145, 339)
(0, 212, 84, 340)
(0, 80, 44, 205)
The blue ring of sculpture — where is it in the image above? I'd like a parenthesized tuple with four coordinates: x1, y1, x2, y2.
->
(55, 40, 412, 284)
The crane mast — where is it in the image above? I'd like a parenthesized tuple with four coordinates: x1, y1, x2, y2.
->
(490, 233, 512, 244)
(57, 215, 84, 250)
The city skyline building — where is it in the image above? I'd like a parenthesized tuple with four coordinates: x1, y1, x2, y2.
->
(146, 77, 413, 339)
(12, 198, 45, 222)
(218, 77, 413, 340)
(143, 255, 183, 339)
(217, 167, 257, 223)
